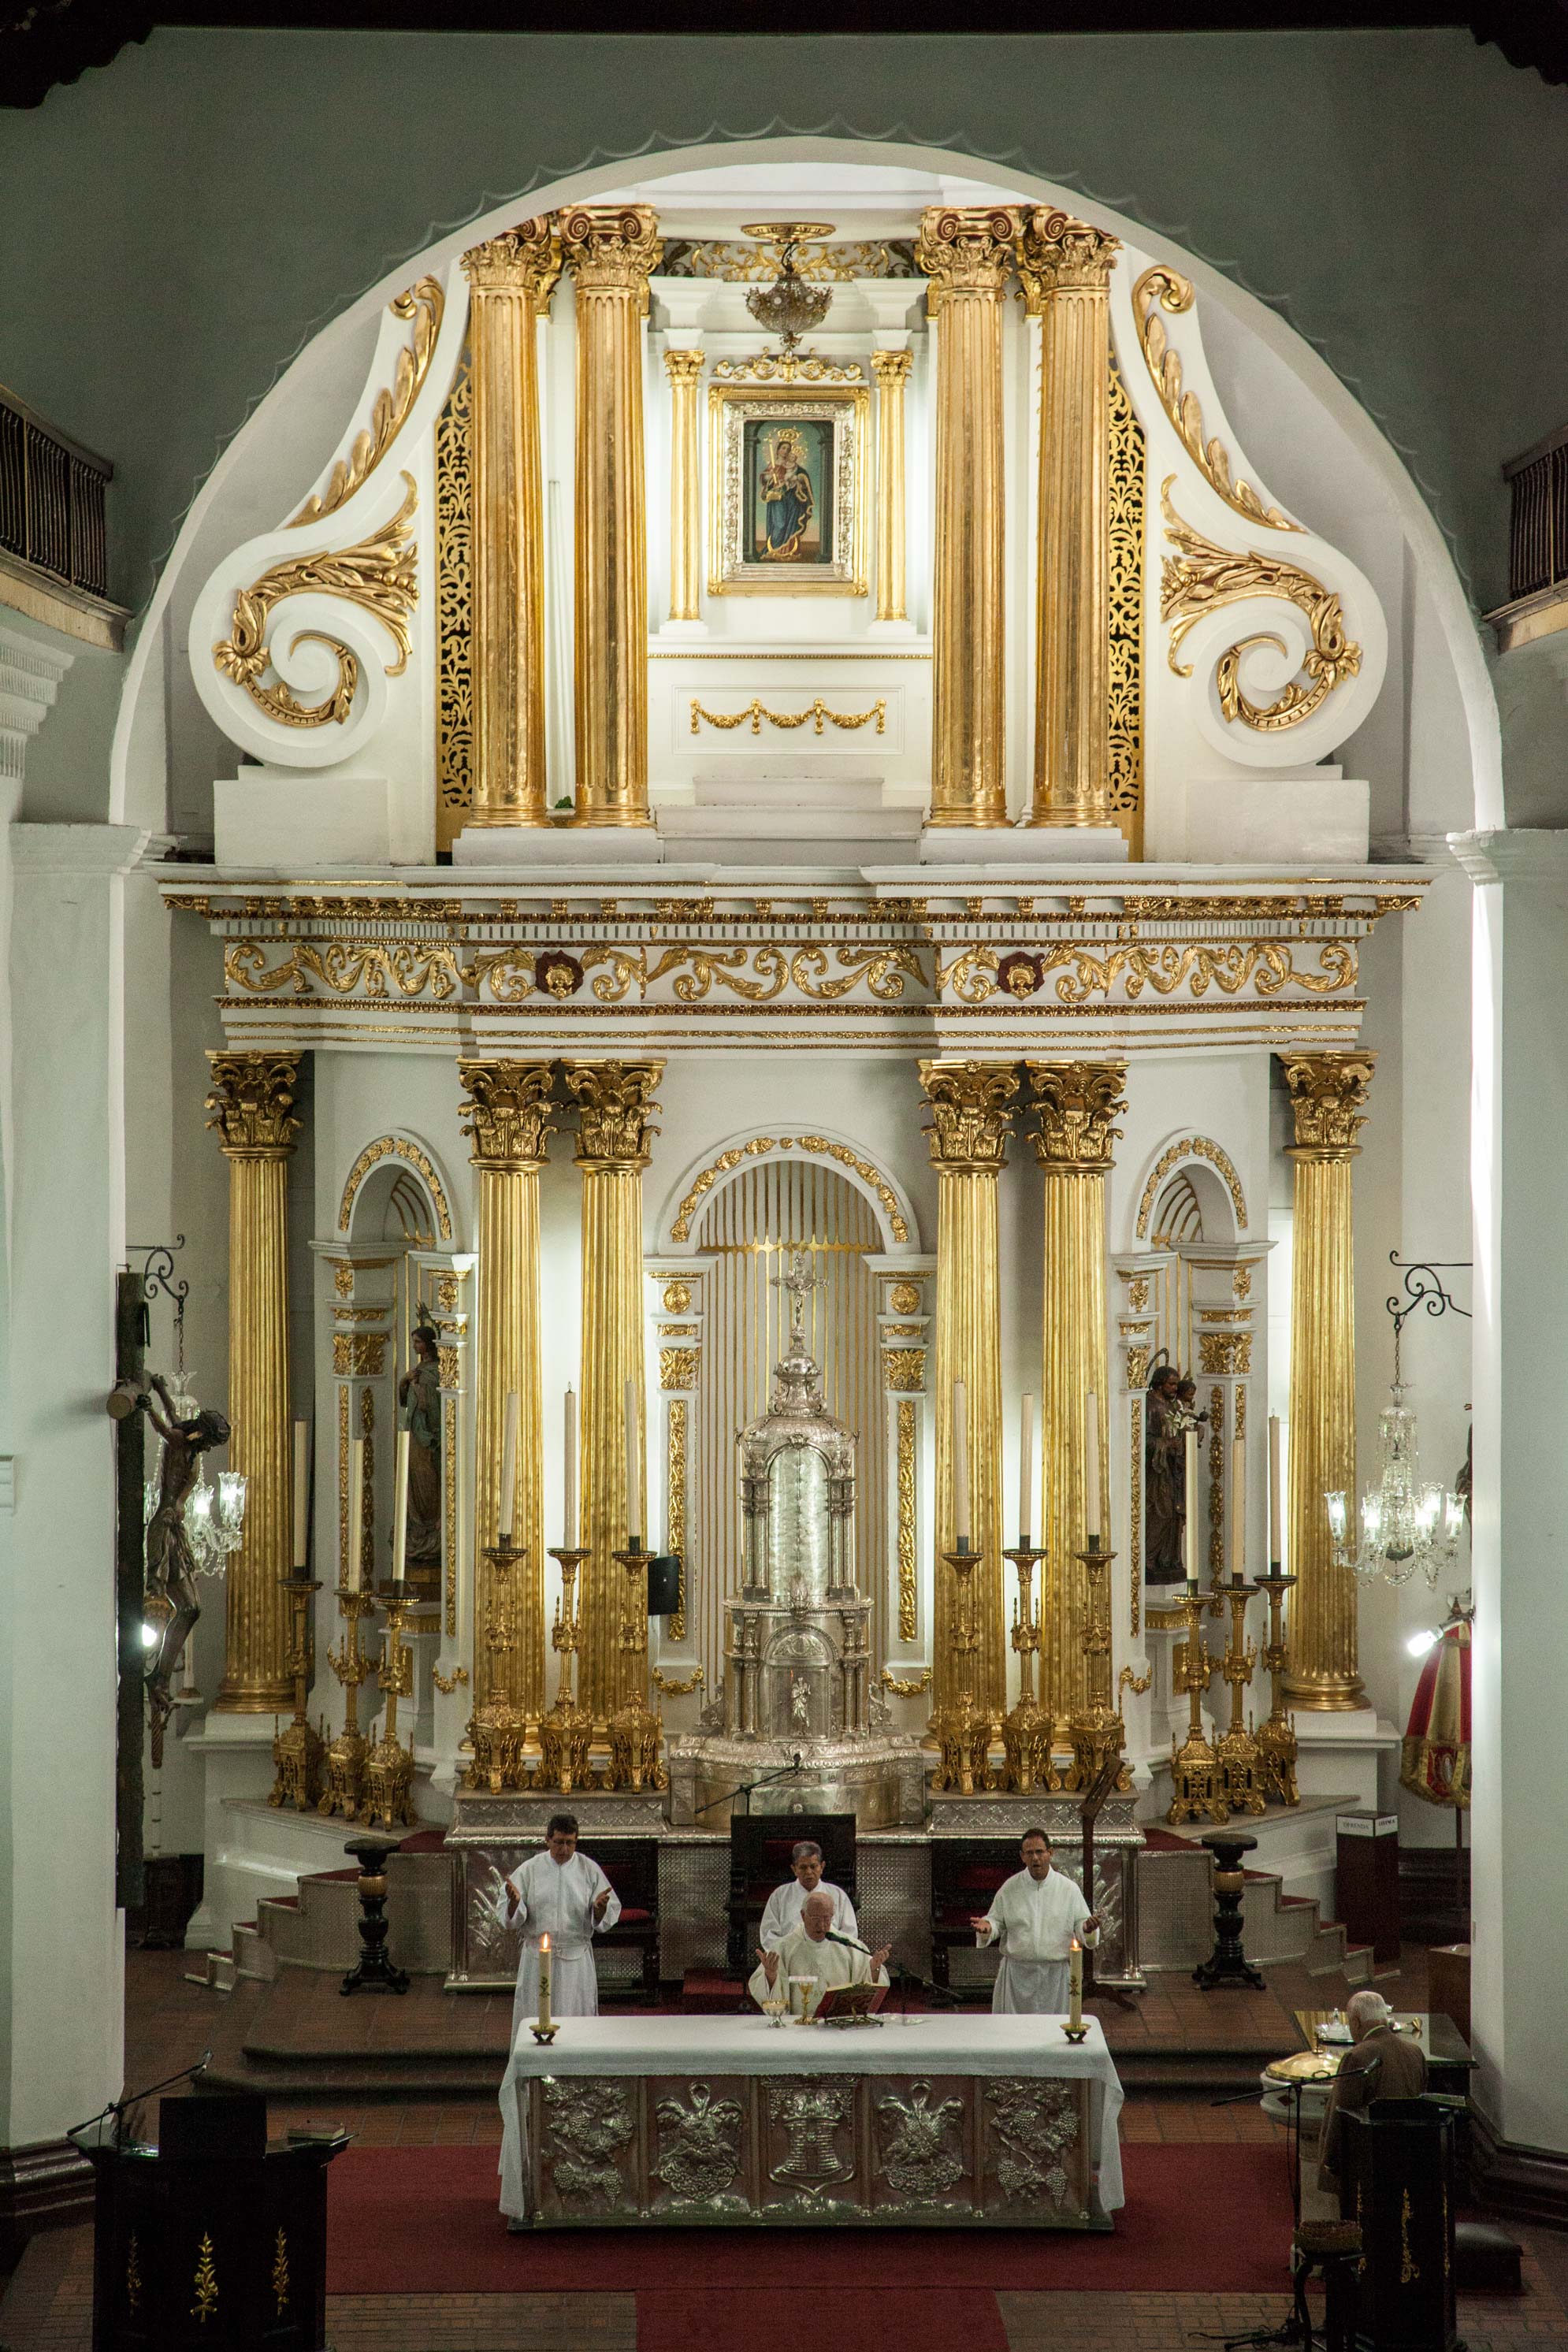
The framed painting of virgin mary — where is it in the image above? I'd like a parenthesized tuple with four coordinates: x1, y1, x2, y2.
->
(707, 380, 869, 596)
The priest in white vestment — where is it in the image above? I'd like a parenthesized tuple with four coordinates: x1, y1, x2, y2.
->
(757, 1839, 860, 1953)
(749, 1889, 890, 2017)
(495, 1812, 621, 2047)
(974, 1828, 1100, 2016)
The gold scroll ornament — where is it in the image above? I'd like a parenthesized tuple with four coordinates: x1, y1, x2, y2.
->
(690, 697, 886, 735)
(291, 277, 444, 526)
(1133, 266, 1301, 532)
(1161, 482, 1362, 734)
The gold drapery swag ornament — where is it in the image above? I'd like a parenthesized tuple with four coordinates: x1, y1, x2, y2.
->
(460, 221, 562, 828)
(1027, 1059, 1127, 1725)
(916, 206, 1018, 827)
(459, 1059, 556, 1731)
(206, 1051, 303, 1712)
(560, 206, 664, 827)
(1014, 210, 1122, 830)
(663, 346, 705, 623)
(563, 1061, 663, 1724)
(869, 348, 912, 623)
(1280, 1050, 1374, 1711)
(920, 1059, 1018, 1722)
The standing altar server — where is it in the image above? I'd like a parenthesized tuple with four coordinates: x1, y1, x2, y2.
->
(497, 1812, 620, 2046)
(973, 1828, 1100, 2015)
(758, 1839, 860, 1953)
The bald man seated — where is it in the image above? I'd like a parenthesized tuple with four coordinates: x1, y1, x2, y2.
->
(1316, 1990, 1429, 2200)
(748, 1889, 891, 2019)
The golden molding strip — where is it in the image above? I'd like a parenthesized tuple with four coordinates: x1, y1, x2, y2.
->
(1132, 266, 1300, 532)
(291, 277, 444, 528)
(1135, 1135, 1247, 1238)
(690, 696, 886, 736)
(670, 1133, 910, 1243)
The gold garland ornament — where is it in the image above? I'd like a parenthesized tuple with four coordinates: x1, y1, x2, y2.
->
(651, 1663, 705, 1697)
(290, 277, 444, 526)
(1133, 268, 1300, 532)
(214, 474, 417, 729)
(881, 1665, 933, 1696)
(1160, 482, 1362, 734)
(691, 697, 886, 736)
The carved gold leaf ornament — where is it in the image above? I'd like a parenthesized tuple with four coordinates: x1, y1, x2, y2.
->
(882, 1664, 933, 1696)
(214, 474, 418, 730)
(669, 1133, 908, 1244)
(1133, 269, 1300, 533)
(291, 277, 444, 527)
(1135, 1137, 1248, 1239)
(651, 1663, 704, 1697)
(1160, 481, 1362, 734)
(337, 1134, 454, 1239)
(690, 696, 886, 735)
(896, 1396, 918, 1640)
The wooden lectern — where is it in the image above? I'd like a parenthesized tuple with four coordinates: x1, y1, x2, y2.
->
(1339, 2097, 1460, 2352)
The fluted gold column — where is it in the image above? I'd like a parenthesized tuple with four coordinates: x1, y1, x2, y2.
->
(564, 1062, 663, 1722)
(559, 204, 663, 826)
(915, 205, 1017, 827)
(870, 348, 912, 623)
(663, 346, 704, 623)
(1282, 1051, 1375, 1711)
(1027, 1061, 1127, 1722)
(921, 1062, 1018, 1718)
(460, 221, 562, 828)
(458, 1061, 555, 1718)
(1015, 210, 1121, 828)
(206, 1053, 302, 1711)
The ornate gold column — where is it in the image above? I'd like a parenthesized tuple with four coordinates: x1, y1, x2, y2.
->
(1027, 1060, 1127, 1722)
(920, 1061, 1018, 1718)
(559, 204, 663, 827)
(1015, 209, 1121, 829)
(564, 1062, 663, 1722)
(206, 1052, 302, 1711)
(1281, 1051, 1375, 1711)
(915, 206, 1017, 827)
(870, 348, 912, 624)
(457, 1061, 555, 1721)
(460, 221, 562, 828)
(663, 345, 704, 625)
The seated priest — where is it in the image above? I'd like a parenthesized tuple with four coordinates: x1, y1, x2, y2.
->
(495, 1811, 620, 2047)
(1316, 1990, 1429, 2202)
(749, 1889, 891, 2017)
(972, 1827, 1101, 2015)
(758, 1839, 860, 1953)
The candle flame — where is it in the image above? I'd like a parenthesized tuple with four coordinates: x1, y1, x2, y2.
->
(540, 1934, 550, 1952)
(1071, 1937, 1079, 1952)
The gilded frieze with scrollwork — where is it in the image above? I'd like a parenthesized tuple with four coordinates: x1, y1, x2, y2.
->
(936, 938, 1357, 1005)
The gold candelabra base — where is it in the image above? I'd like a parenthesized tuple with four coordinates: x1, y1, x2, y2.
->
(1217, 1722, 1267, 1815)
(608, 1698, 667, 1793)
(1253, 1571, 1300, 1808)
(363, 1730, 415, 1830)
(270, 1715, 325, 1812)
(930, 1694, 996, 1796)
(1065, 1544, 1131, 1797)
(1066, 1705, 1131, 1799)
(463, 1698, 531, 1793)
(1000, 1696, 1059, 1796)
(318, 1725, 370, 1821)
(1169, 1724, 1228, 1826)
(537, 1703, 596, 1795)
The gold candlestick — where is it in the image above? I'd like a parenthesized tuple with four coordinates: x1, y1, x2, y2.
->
(269, 1576, 325, 1810)
(608, 1545, 667, 1793)
(1066, 1540, 1131, 1797)
(1001, 1548, 1058, 1795)
(363, 1587, 416, 1830)
(1253, 1570, 1300, 1805)
(537, 1547, 595, 1794)
(1215, 1575, 1265, 1815)
(463, 1536, 531, 1793)
(1168, 1587, 1228, 1826)
(929, 1548, 995, 1796)
(320, 1585, 376, 1820)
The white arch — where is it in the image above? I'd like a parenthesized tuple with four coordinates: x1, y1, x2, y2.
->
(656, 1124, 923, 1258)
(1128, 1131, 1248, 1251)
(337, 1128, 462, 1250)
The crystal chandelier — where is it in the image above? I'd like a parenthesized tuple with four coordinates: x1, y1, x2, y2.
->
(1325, 1255, 1468, 1589)
(742, 221, 835, 351)
(144, 1381, 247, 1576)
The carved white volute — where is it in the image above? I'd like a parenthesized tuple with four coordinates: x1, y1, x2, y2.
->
(187, 262, 469, 771)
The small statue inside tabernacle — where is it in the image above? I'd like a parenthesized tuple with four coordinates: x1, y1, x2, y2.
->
(398, 1319, 442, 1602)
(1144, 1362, 1209, 1585)
(139, 1372, 231, 1737)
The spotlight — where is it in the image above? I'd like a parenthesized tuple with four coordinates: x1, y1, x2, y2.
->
(1406, 1627, 1440, 1658)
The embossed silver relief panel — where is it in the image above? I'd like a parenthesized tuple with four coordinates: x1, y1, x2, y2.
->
(649, 2079, 751, 2216)
(760, 2076, 858, 2216)
(871, 2077, 972, 2213)
(533, 2077, 639, 2220)
(983, 2079, 1090, 2221)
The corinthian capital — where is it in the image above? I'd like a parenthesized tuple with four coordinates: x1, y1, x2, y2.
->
(1013, 208, 1121, 312)
(915, 205, 1020, 307)
(206, 1051, 303, 1157)
(461, 217, 563, 307)
(559, 204, 663, 301)
(458, 1059, 557, 1169)
(564, 1061, 663, 1169)
(869, 347, 913, 388)
(1026, 1060, 1128, 1171)
(1280, 1051, 1376, 1157)
(919, 1060, 1019, 1172)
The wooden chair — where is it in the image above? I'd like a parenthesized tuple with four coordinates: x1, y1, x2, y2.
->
(726, 1812, 857, 1977)
(591, 1837, 660, 1997)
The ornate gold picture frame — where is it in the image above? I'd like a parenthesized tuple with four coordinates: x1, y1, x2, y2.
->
(707, 381, 870, 596)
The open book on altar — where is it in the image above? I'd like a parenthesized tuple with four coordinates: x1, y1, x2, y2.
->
(814, 1982, 886, 2024)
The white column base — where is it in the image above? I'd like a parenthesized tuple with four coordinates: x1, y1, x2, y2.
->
(214, 771, 390, 867)
(452, 824, 665, 865)
(916, 825, 1130, 865)
(1292, 1708, 1401, 1811)
(181, 1716, 277, 1949)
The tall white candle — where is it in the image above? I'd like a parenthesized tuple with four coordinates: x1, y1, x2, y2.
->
(625, 1378, 641, 1543)
(346, 1437, 364, 1591)
(292, 1419, 310, 1570)
(1084, 1389, 1102, 1546)
(1269, 1414, 1284, 1566)
(1069, 1936, 1084, 2031)
(500, 1389, 520, 1542)
(1232, 1433, 1246, 1577)
(392, 1426, 411, 1583)
(1184, 1426, 1199, 1588)
(537, 1932, 552, 2034)
(564, 1385, 578, 1549)
(952, 1380, 969, 1549)
(1019, 1392, 1035, 1551)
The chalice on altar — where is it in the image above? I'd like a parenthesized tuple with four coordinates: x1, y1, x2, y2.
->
(762, 1989, 790, 2028)
(789, 1975, 819, 2024)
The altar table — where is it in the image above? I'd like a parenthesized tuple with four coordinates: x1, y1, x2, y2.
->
(498, 2012, 1124, 2229)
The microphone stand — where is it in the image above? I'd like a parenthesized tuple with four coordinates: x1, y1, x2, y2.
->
(68, 2049, 213, 2151)
(690, 1749, 808, 1821)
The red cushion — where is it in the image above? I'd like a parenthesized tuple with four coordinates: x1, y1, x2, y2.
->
(611, 1906, 653, 1925)
(956, 1864, 1008, 1893)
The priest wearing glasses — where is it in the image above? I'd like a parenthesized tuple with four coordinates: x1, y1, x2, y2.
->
(758, 1839, 860, 1953)
(973, 1828, 1101, 2015)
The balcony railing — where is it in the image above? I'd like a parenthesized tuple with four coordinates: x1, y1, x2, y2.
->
(1505, 426, 1568, 604)
(0, 383, 124, 648)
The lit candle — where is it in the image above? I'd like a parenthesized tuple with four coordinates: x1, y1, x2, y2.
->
(346, 1437, 364, 1591)
(1269, 1414, 1284, 1567)
(537, 1932, 552, 2034)
(1019, 1392, 1035, 1551)
(500, 1390, 520, 1544)
(1184, 1426, 1199, 1590)
(292, 1419, 310, 1570)
(1232, 1432, 1246, 1578)
(1069, 1936, 1084, 2032)
(624, 1379, 641, 1545)
(563, 1385, 578, 1550)
(392, 1426, 410, 1584)
(952, 1381, 969, 1550)
(1084, 1389, 1101, 1548)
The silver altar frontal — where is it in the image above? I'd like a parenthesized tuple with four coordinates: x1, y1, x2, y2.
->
(666, 1258, 923, 1830)
(499, 2014, 1124, 2229)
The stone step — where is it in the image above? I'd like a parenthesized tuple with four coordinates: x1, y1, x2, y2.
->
(232, 1922, 276, 1984)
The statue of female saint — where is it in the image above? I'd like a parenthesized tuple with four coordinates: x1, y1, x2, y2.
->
(759, 428, 814, 561)
(398, 1321, 443, 1601)
(140, 1373, 231, 1750)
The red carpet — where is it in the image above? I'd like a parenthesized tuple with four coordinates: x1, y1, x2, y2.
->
(326, 2142, 1295, 2296)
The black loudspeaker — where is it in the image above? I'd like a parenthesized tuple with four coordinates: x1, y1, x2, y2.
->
(158, 2093, 267, 2161)
(645, 1554, 682, 1614)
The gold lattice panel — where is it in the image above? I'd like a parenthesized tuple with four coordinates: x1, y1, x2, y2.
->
(435, 353, 473, 855)
(1107, 359, 1146, 857)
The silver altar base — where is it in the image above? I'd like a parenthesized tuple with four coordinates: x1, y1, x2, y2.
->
(666, 1730, 928, 1831)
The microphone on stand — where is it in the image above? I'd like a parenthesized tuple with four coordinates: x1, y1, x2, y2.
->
(824, 1930, 874, 1956)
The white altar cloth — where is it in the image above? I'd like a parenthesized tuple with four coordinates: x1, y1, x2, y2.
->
(498, 2012, 1124, 2222)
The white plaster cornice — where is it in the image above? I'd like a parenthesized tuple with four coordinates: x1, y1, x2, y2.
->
(10, 822, 150, 877)
(1447, 828, 1568, 889)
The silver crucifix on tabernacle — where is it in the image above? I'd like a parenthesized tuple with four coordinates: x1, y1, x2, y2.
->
(770, 1245, 825, 1351)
